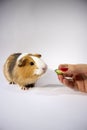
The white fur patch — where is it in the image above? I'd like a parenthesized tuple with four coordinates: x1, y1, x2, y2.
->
(17, 53, 28, 62)
(30, 56, 47, 75)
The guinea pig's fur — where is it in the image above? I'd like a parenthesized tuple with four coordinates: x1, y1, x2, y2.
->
(3, 53, 47, 90)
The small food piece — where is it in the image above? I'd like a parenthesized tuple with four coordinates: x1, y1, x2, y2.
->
(55, 69, 63, 75)
(55, 69, 73, 81)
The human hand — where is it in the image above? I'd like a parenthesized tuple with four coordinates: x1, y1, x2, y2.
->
(57, 64, 87, 93)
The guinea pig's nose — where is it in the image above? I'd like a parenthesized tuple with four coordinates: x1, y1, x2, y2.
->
(42, 66, 47, 72)
(42, 67, 45, 71)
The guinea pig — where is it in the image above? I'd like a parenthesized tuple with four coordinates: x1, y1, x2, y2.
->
(3, 53, 47, 90)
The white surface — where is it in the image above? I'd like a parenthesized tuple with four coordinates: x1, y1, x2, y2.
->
(0, 0, 87, 130)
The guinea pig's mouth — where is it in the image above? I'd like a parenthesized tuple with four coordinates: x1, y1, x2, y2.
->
(41, 65, 48, 75)
(42, 66, 47, 73)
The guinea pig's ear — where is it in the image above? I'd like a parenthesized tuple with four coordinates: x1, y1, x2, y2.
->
(28, 53, 42, 58)
(34, 54, 42, 58)
(17, 58, 27, 67)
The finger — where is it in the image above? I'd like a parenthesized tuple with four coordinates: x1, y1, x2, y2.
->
(58, 64, 68, 70)
(58, 74, 73, 84)
(58, 64, 74, 77)
(75, 80, 85, 92)
(62, 78, 74, 89)
(74, 75, 85, 92)
(58, 75, 64, 83)
(82, 75, 87, 93)
(84, 80, 87, 93)
(63, 73, 73, 78)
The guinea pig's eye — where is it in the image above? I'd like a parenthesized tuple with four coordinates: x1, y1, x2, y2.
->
(29, 62, 34, 66)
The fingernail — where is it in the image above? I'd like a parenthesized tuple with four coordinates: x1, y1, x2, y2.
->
(60, 67, 68, 72)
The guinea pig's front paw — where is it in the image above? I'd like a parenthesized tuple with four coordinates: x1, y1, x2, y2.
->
(21, 86, 29, 90)
(25, 83, 35, 88)
(9, 81, 15, 84)
(21, 83, 35, 90)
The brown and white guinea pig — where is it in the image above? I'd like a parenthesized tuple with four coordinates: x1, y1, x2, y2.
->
(3, 53, 47, 90)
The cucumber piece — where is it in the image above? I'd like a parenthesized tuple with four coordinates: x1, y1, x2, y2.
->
(55, 69, 63, 75)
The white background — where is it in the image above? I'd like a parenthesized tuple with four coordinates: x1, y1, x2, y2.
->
(0, 0, 87, 130)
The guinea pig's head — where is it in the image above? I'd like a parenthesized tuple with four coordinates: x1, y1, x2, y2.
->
(16, 53, 47, 79)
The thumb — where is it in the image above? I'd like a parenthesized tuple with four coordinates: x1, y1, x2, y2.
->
(58, 64, 76, 77)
